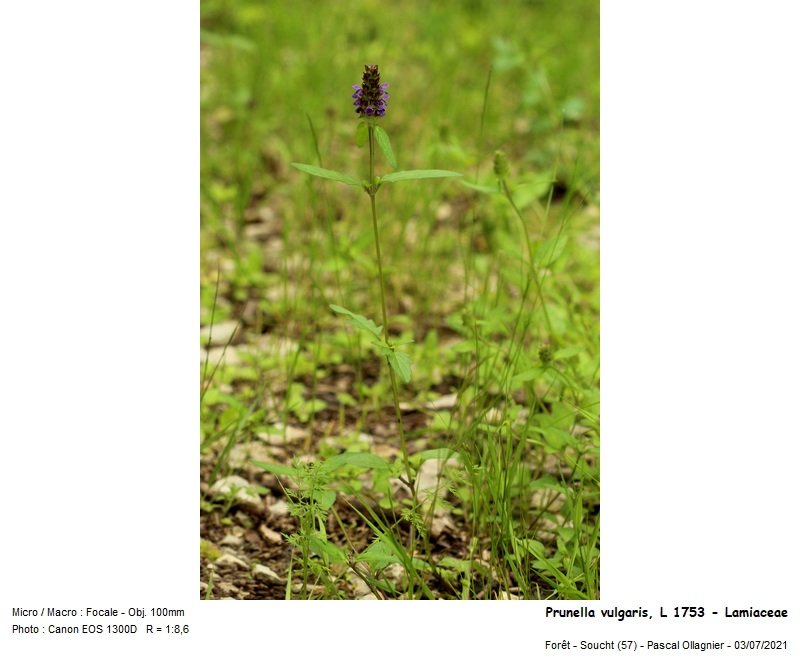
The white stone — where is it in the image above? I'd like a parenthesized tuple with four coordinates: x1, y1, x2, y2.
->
(416, 458, 456, 509)
(253, 564, 283, 584)
(209, 475, 263, 511)
(200, 320, 240, 348)
(267, 499, 290, 518)
(215, 554, 248, 570)
(220, 534, 244, 547)
(258, 524, 283, 544)
(425, 393, 458, 411)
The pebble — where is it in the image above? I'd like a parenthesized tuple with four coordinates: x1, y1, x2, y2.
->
(220, 534, 244, 547)
(267, 499, 290, 518)
(258, 524, 283, 544)
(425, 393, 458, 411)
(200, 320, 240, 347)
(257, 424, 307, 445)
(346, 570, 372, 598)
(252, 564, 283, 584)
(215, 554, 249, 570)
(209, 475, 263, 512)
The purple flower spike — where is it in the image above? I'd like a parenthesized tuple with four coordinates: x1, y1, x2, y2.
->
(352, 64, 389, 117)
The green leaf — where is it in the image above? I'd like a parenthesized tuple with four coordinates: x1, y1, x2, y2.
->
(438, 556, 473, 573)
(356, 121, 368, 148)
(388, 349, 413, 383)
(410, 447, 458, 467)
(321, 451, 390, 474)
(535, 234, 569, 267)
(357, 539, 401, 572)
(542, 427, 573, 450)
(374, 126, 397, 169)
(329, 304, 383, 340)
(307, 535, 347, 564)
(380, 169, 462, 183)
(519, 537, 547, 558)
(511, 367, 545, 388)
(291, 163, 360, 186)
(371, 340, 392, 356)
(460, 180, 500, 194)
(250, 461, 298, 477)
(313, 489, 336, 511)
(553, 346, 583, 360)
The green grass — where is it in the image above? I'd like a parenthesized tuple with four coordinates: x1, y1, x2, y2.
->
(200, 0, 599, 600)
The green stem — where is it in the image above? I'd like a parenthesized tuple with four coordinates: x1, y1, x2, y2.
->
(501, 178, 553, 338)
(366, 123, 417, 574)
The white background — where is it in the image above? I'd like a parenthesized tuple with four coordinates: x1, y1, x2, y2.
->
(1, 1, 798, 657)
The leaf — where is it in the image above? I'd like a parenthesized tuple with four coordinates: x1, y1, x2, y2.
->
(387, 349, 413, 383)
(357, 539, 401, 572)
(374, 126, 397, 169)
(553, 346, 583, 360)
(371, 340, 392, 356)
(321, 451, 390, 474)
(410, 447, 458, 467)
(519, 537, 547, 558)
(542, 427, 573, 451)
(250, 461, 298, 477)
(356, 121, 368, 148)
(307, 535, 347, 564)
(329, 304, 383, 340)
(438, 556, 473, 573)
(290, 163, 360, 186)
(511, 367, 545, 387)
(380, 169, 462, 183)
(460, 180, 500, 194)
(313, 489, 336, 511)
(535, 234, 568, 267)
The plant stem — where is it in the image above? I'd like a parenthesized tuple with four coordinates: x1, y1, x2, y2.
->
(366, 123, 417, 565)
(500, 178, 553, 338)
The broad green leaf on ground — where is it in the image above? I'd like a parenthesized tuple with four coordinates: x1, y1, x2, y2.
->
(329, 304, 383, 340)
(374, 126, 397, 169)
(380, 169, 462, 183)
(291, 163, 360, 186)
(388, 349, 412, 383)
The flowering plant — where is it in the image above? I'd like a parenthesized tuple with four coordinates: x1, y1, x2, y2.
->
(290, 70, 462, 567)
(291, 65, 461, 386)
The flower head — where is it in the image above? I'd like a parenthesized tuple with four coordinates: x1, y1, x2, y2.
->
(352, 64, 389, 117)
(493, 150, 510, 179)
